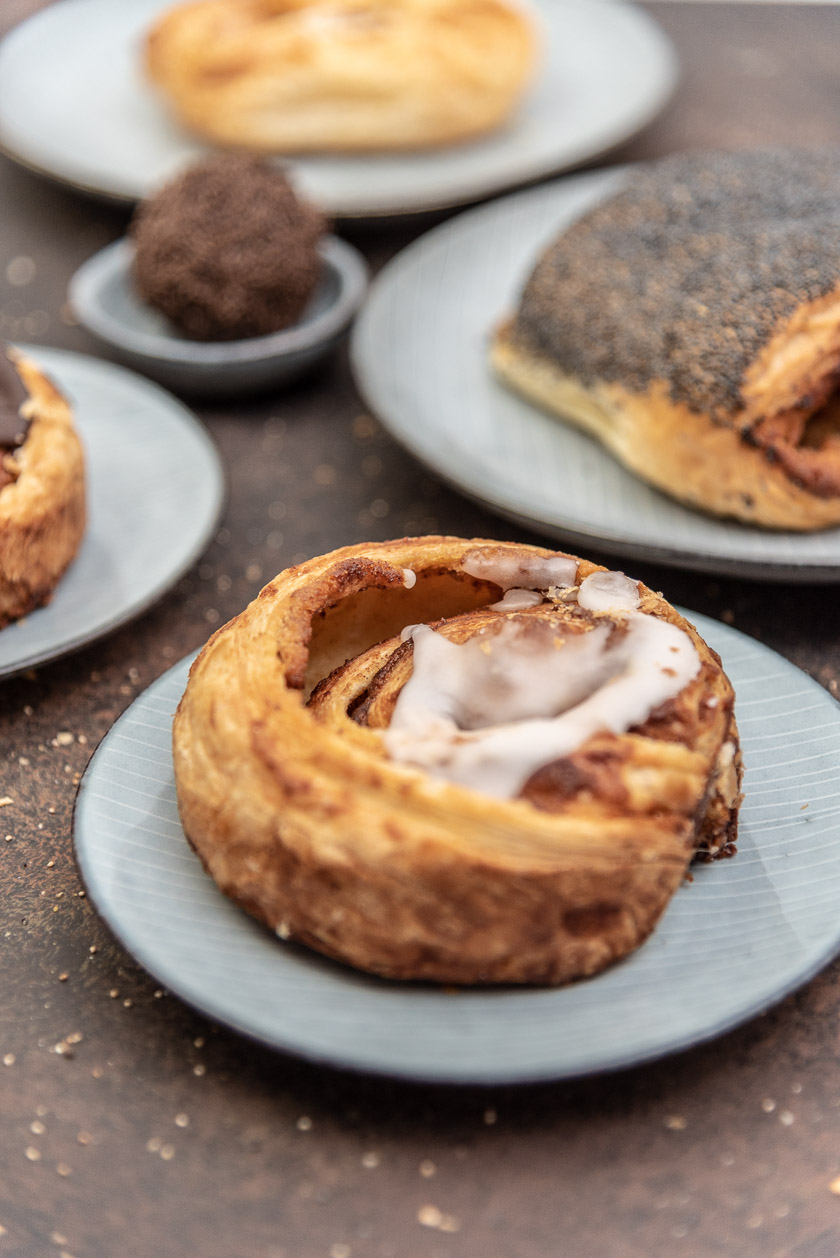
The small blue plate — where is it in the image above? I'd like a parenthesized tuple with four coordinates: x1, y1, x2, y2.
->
(69, 236, 368, 397)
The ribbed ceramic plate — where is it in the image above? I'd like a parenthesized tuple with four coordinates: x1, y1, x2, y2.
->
(0, 0, 676, 217)
(74, 614, 840, 1084)
(0, 347, 224, 679)
(351, 169, 840, 580)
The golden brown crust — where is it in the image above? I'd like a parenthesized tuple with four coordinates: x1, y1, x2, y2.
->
(0, 353, 86, 628)
(498, 148, 840, 528)
(172, 536, 742, 985)
(145, 0, 535, 153)
(491, 324, 840, 529)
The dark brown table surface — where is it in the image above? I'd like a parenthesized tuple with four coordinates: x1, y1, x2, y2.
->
(2, 4, 840, 1256)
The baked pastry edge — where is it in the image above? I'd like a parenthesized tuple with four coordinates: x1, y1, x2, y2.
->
(490, 322, 840, 531)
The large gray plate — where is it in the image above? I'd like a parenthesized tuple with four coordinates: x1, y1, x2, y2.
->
(351, 169, 840, 580)
(0, 347, 224, 679)
(74, 615, 840, 1084)
(0, 0, 676, 217)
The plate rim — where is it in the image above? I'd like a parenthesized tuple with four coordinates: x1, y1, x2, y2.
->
(73, 615, 840, 1084)
(350, 167, 840, 582)
(0, 0, 678, 218)
(68, 235, 369, 365)
(0, 346, 226, 681)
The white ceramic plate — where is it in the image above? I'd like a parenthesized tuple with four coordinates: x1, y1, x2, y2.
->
(0, 0, 677, 217)
(0, 347, 225, 679)
(351, 169, 840, 580)
(74, 614, 840, 1084)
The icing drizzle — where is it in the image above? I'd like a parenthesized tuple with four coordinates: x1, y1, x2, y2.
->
(384, 563, 700, 799)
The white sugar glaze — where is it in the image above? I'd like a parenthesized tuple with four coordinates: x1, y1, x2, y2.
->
(461, 550, 578, 591)
(577, 570, 640, 612)
(489, 588, 543, 611)
(384, 565, 700, 799)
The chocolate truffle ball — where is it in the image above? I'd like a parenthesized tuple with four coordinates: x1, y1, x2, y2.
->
(131, 154, 327, 341)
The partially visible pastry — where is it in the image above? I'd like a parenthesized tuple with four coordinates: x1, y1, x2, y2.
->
(173, 536, 742, 986)
(491, 148, 840, 529)
(145, 0, 536, 152)
(0, 345, 86, 628)
(131, 154, 327, 340)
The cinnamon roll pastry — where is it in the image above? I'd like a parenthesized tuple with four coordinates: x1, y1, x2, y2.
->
(173, 537, 742, 985)
(0, 345, 85, 628)
(145, 0, 536, 152)
(491, 148, 840, 529)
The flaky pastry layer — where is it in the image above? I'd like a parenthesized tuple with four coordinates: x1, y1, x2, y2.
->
(491, 325, 840, 530)
(172, 537, 742, 985)
(145, 0, 536, 152)
(0, 354, 86, 628)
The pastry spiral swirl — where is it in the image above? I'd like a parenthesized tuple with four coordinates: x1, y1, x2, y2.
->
(145, 0, 536, 153)
(173, 537, 742, 985)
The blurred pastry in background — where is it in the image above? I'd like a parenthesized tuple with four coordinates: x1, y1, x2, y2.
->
(131, 153, 327, 340)
(0, 345, 85, 628)
(144, 0, 536, 153)
(491, 148, 840, 530)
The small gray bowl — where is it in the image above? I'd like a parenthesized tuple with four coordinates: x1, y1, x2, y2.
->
(69, 236, 368, 398)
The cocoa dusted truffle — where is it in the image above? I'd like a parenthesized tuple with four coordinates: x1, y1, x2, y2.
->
(131, 154, 327, 341)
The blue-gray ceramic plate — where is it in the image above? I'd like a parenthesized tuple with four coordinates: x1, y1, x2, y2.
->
(73, 614, 840, 1084)
(0, 347, 224, 679)
(69, 236, 368, 397)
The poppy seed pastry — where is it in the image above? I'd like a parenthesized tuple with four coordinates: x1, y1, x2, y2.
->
(131, 154, 326, 341)
(491, 148, 840, 529)
(144, 0, 536, 153)
(172, 536, 742, 986)
(0, 345, 86, 628)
